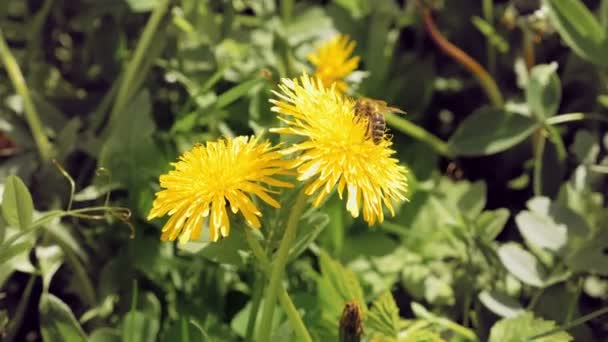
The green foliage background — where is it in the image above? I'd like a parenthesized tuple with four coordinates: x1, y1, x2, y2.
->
(1, 0, 607, 341)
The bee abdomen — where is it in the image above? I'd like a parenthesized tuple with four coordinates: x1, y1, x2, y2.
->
(371, 113, 386, 143)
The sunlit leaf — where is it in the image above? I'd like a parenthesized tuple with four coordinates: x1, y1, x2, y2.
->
(488, 312, 572, 342)
(448, 108, 538, 156)
(39, 293, 87, 342)
(498, 243, 548, 287)
(1, 175, 34, 230)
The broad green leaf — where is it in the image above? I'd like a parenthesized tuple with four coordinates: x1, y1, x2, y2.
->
(571, 130, 600, 164)
(366, 292, 399, 339)
(566, 228, 608, 275)
(545, 0, 608, 67)
(333, 0, 372, 18)
(517, 197, 590, 255)
(526, 63, 561, 119)
(516, 210, 566, 252)
(498, 243, 548, 287)
(457, 181, 487, 219)
(89, 328, 121, 342)
(475, 208, 510, 241)
(36, 245, 64, 293)
(0, 241, 34, 266)
(179, 226, 248, 266)
(478, 291, 523, 318)
(448, 108, 538, 156)
(0, 228, 36, 287)
(39, 293, 87, 342)
(122, 311, 160, 342)
(1, 175, 34, 230)
(314, 250, 366, 339)
(488, 312, 572, 342)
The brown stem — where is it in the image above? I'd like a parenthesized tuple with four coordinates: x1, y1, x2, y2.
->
(418, 5, 504, 107)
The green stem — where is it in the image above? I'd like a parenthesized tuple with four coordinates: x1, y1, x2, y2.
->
(105, 0, 171, 135)
(385, 113, 451, 157)
(245, 272, 264, 340)
(546, 112, 608, 125)
(527, 306, 608, 341)
(0, 28, 54, 161)
(589, 164, 608, 173)
(281, 0, 294, 22)
(532, 130, 546, 197)
(564, 277, 584, 324)
(482, 0, 495, 75)
(245, 229, 313, 342)
(5, 274, 36, 341)
(256, 190, 309, 342)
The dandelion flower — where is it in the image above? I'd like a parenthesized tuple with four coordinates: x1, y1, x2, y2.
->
(308, 34, 360, 93)
(148, 136, 293, 244)
(270, 74, 408, 225)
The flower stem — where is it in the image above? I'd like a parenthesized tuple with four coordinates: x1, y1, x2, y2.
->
(0, 28, 54, 161)
(546, 112, 608, 125)
(385, 113, 451, 157)
(245, 228, 313, 342)
(281, 0, 294, 22)
(532, 129, 546, 196)
(245, 272, 263, 340)
(5, 274, 36, 341)
(256, 189, 309, 342)
(482, 0, 495, 75)
(104, 0, 171, 136)
(419, 5, 504, 107)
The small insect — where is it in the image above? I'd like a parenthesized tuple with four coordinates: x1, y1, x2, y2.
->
(354, 97, 406, 144)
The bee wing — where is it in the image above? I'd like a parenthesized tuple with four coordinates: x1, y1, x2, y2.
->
(385, 106, 406, 115)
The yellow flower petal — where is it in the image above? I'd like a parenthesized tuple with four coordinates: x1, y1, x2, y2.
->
(308, 34, 360, 93)
(148, 136, 292, 244)
(271, 74, 409, 225)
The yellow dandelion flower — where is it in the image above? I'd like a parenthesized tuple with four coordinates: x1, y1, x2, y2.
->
(147, 136, 293, 244)
(270, 74, 408, 225)
(307, 34, 360, 93)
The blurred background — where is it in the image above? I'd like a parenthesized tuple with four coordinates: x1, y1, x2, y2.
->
(0, 0, 607, 341)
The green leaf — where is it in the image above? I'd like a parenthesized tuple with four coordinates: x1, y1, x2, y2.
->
(122, 311, 160, 342)
(545, 0, 608, 67)
(488, 312, 572, 342)
(498, 243, 548, 287)
(315, 250, 366, 338)
(475, 208, 510, 241)
(566, 228, 608, 275)
(89, 328, 121, 342)
(526, 63, 561, 119)
(1, 175, 34, 230)
(366, 291, 400, 338)
(36, 245, 64, 293)
(448, 108, 538, 156)
(161, 319, 206, 342)
(214, 78, 263, 110)
(472, 16, 509, 53)
(478, 290, 524, 318)
(0, 241, 34, 266)
(39, 293, 87, 342)
(516, 197, 589, 253)
(333, 0, 372, 18)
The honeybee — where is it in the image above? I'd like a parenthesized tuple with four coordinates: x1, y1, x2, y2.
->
(354, 97, 406, 144)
